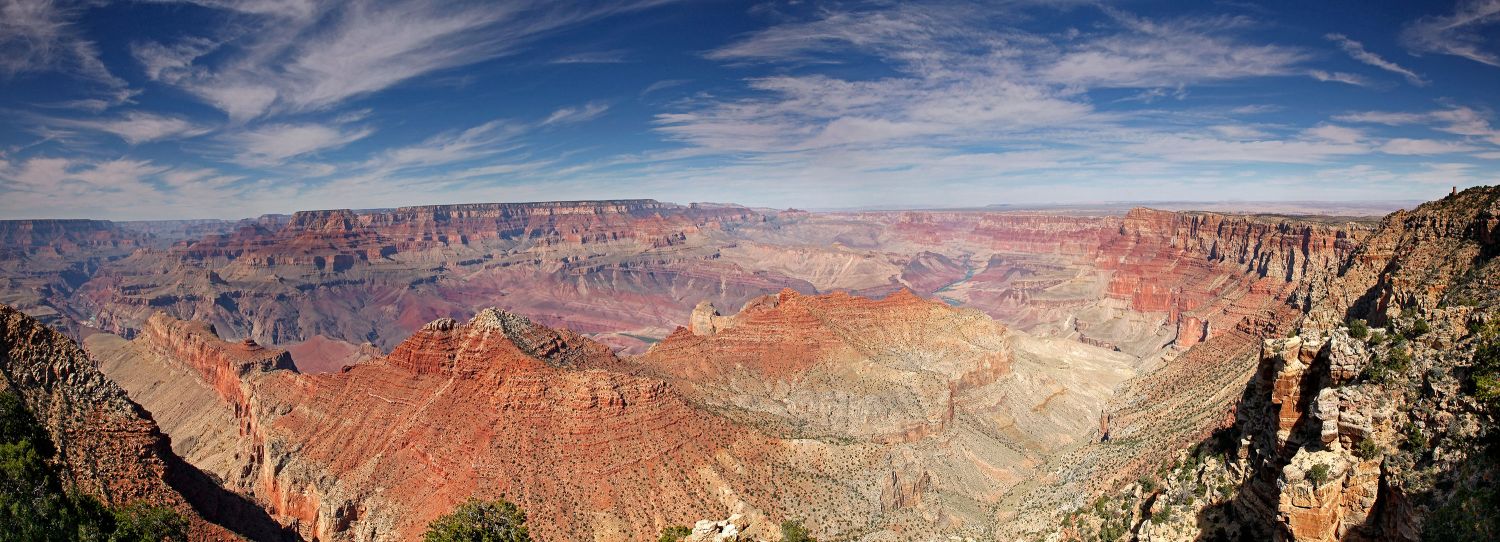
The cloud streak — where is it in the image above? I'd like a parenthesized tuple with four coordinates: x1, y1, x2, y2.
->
(1402, 0, 1500, 67)
(1326, 33, 1428, 85)
(140, 0, 675, 121)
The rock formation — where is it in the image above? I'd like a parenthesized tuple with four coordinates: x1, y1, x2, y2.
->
(0, 304, 291, 541)
(1046, 186, 1500, 542)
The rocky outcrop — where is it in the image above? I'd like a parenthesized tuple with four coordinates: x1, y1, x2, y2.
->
(1054, 187, 1500, 542)
(102, 306, 866, 542)
(0, 304, 290, 541)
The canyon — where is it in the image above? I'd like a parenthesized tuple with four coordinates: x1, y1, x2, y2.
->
(1, 190, 1495, 541)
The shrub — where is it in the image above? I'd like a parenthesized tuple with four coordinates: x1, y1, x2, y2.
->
(1354, 439, 1381, 460)
(1406, 319, 1431, 338)
(1150, 505, 1174, 525)
(1138, 476, 1158, 493)
(1306, 463, 1332, 486)
(1403, 422, 1430, 450)
(658, 525, 692, 542)
(1347, 319, 1369, 339)
(1390, 347, 1413, 370)
(1097, 519, 1127, 541)
(423, 498, 530, 542)
(1367, 331, 1386, 346)
(0, 392, 190, 542)
(111, 502, 189, 542)
(1476, 374, 1500, 403)
(781, 519, 817, 542)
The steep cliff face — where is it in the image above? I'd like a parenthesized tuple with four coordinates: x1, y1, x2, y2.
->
(1053, 187, 1500, 542)
(0, 219, 150, 257)
(0, 304, 290, 541)
(1097, 209, 1365, 350)
(0, 219, 155, 335)
(74, 200, 770, 353)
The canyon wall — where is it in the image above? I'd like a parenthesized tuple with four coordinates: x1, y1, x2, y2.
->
(0, 304, 291, 541)
(1047, 187, 1500, 542)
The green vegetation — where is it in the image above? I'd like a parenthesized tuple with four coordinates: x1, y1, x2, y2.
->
(1149, 505, 1174, 525)
(1363, 343, 1414, 384)
(1423, 482, 1500, 542)
(1137, 476, 1158, 493)
(780, 519, 817, 542)
(658, 525, 692, 542)
(109, 502, 190, 542)
(1406, 318, 1431, 338)
(1367, 331, 1386, 346)
(1471, 325, 1500, 408)
(1354, 439, 1382, 460)
(423, 498, 531, 542)
(1347, 318, 1369, 339)
(1096, 518, 1128, 542)
(1403, 422, 1430, 451)
(1306, 463, 1331, 487)
(0, 392, 187, 542)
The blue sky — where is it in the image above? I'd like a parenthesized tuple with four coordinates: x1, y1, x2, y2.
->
(1, 0, 1498, 219)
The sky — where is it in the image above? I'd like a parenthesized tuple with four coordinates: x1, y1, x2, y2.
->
(1, 0, 1498, 220)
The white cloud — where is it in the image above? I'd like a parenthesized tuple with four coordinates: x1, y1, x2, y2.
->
(361, 119, 526, 174)
(550, 49, 631, 64)
(1306, 124, 1364, 144)
(1380, 138, 1479, 155)
(542, 101, 610, 126)
(143, 0, 676, 120)
(1308, 69, 1370, 86)
(50, 111, 213, 144)
(222, 123, 374, 166)
(1402, 0, 1500, 67)
(1043, 14, 1306, 88)
(0, 0, 129, 95)
(1336, 106, 1500, 145)
(1325, 33, 1427, 85)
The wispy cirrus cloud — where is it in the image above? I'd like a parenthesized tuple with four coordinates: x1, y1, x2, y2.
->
(0, 155, 271, 218)
(1402, 0, 1500, 68)
(46, 111, 213, 144)
(221, 122, 374, 166)
(542, 101, 610, 126)
(1308, 69, 1371, 86)
(1, 0, 131, 104)
(1325, 33, 1427, 86)
(550, 49, 631, 64)
(1336, 106, 1500, 146)
(138, 0, 676, 121)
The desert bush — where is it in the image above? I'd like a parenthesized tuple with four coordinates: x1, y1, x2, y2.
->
(1406, 319, 1431, 338)
(0, 392, 187, 542)
(1403, 422, 1430, 450)
(658, 525, 692, 542)
(1354, 439, 1382, 460)
(1347, 319, 1369, 339)
(1307, 463, 1331, 486)
(423, 498, 530, 542)
(781, 519, 817, 542)
(111, 502, 189, 542)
